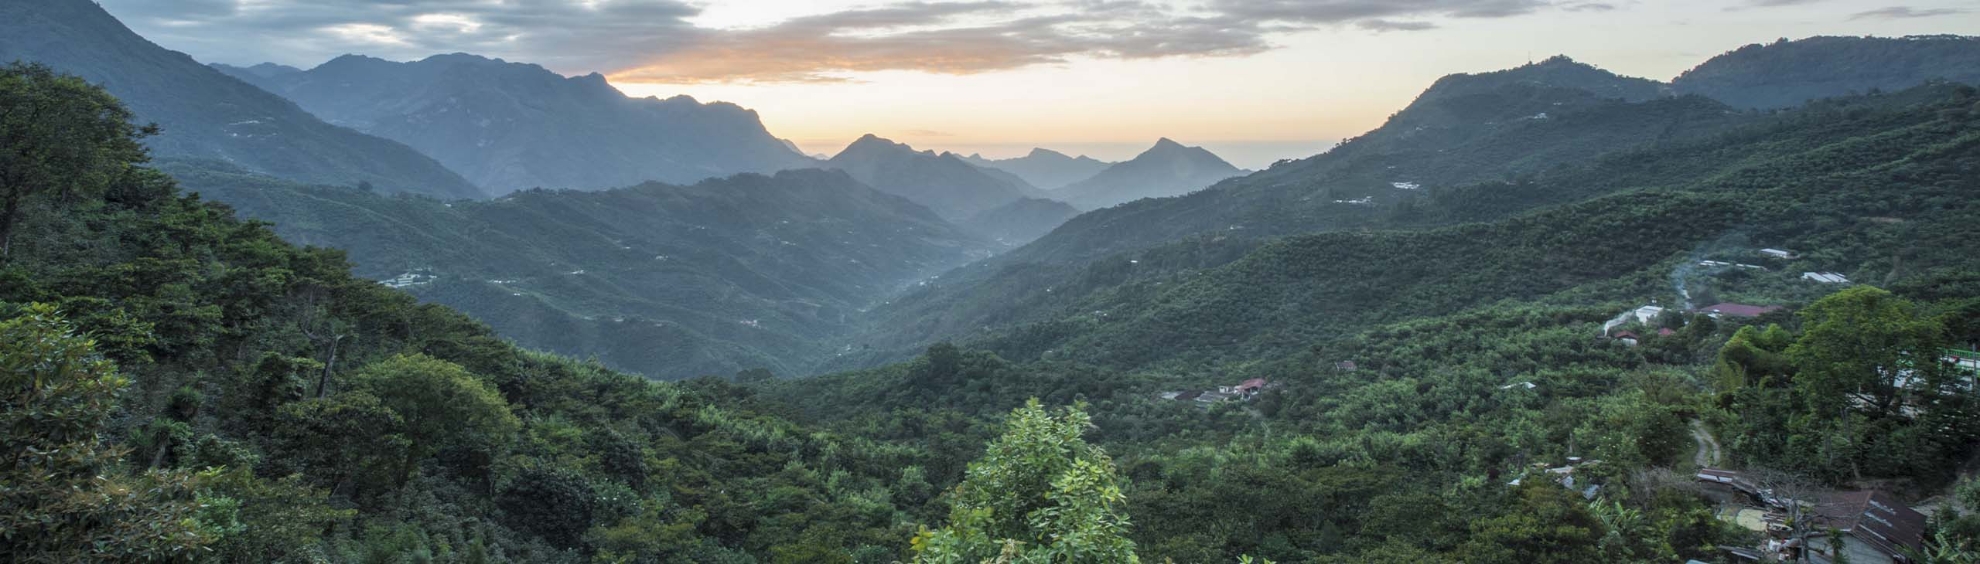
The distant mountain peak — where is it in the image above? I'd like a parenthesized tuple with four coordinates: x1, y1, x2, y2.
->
(1026, 147, 1070, 159)
(826, 135, 1035, 219)
(1055, 139, 1243, 209)
(1, 0, 482, 198)
(226, 49, 813, 192)
(844, 133, 904, 153)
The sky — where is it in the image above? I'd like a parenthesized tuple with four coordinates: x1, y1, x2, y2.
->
(100, 0, 1979, 169)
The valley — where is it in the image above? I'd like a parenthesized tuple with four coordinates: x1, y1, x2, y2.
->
(6, 1, 1980, 562)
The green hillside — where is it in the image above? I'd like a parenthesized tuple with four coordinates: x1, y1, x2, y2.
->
(1674, 35, 1980, 110)
(760, 83, 1980, 563)
(832, 77, 1966, 372)
(171, 164, 992, 379)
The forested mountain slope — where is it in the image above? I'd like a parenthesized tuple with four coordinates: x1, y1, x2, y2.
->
(176, 165, 993, 379)
(958, 197, 1083, 246)
(0, 0, 482, 198)
(828, 84, 1980, 372)
(1001, 56, 1699, 267)
(760, 84, 1980, 562)
(217, 54, 815, 193)
(1673, 35, 1980, 110)
(0, 74, 990, 560)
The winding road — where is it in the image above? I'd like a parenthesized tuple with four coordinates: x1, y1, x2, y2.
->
(1691, 419, 1722, 467)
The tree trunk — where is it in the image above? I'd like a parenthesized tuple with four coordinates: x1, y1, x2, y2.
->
(315, 336, 340, 398)
(0, 192, 21, 259)
(149, 440, 171, 469)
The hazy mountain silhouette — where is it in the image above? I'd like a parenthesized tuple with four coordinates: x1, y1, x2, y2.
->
(184, 166, 993, 379)
(959, 198, 1083, 246)
(962, 148, 1114, 190)
(824, 134, 1039, 219)
(1673, 35, 1980, 110)
(0, 0, 482, 198)
(217, 53, 817, 194)
(1054, 138, 1246, 210)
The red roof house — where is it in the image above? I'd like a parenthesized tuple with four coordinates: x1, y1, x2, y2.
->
(1235, 378, 1267, 394)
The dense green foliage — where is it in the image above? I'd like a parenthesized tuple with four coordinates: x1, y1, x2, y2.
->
(911, 401, 1139, 563)
(0, 0, 483, 198)
(10, 29, 1980, 564)
(836, 76, 1980, 372)
(762, 81, 1980, 562)
(1674, 35, 1980, 110)
(0, 62, 153, 256)
(0, 71, 952, 561)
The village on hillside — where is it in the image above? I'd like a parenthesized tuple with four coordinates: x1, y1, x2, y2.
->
(1559, 248, 1980, 562)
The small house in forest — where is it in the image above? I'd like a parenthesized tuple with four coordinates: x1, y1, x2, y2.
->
(1809, 490, 1928, 564)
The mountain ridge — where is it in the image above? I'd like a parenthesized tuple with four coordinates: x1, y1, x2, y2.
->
(1673, 35, 1980, 110)
(0, 0, 484, 199)
(961, 148, 1115, 190)
(177, 164, 995, 379)
(824, 134, 1042, 220)
(1053, 138, 1248, 210)
(219, 52, 817, 193)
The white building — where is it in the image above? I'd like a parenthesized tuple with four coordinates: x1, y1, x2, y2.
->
(1603, 305, 1665, 336)
(1802, 272, 1850, 284)
(1760, 248, 1796, 259)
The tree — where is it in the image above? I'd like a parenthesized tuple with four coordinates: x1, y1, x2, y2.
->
(0, 62, 154, 257)
(910, 399, 1139, 563)
(350, 354, 519, 486)
(1788, 286, 1945, 419)
(272, 390, 411, 499)
(0, 304, 223, 561)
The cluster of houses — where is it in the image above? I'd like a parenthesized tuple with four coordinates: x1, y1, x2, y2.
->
(1158, 378, 1273, 405)
(1701, 260, 1767, 270)
(1600, 301, 1784, 346)
(1697, 468, 1929, 564)
(1506, 457, 1603, 500)
(380, 271, 436, 289)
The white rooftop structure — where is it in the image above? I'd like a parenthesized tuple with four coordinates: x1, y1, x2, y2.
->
(1759, 248, 1795, 259)
(1802, 272, 1850, 284)
(1603, 305, 1664, 336)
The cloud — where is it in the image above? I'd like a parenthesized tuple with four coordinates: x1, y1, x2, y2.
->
(610, 1, 1274, 83)
(103, 0, 1583, 84)
(1358, 19, 1439, 31)
(1851, 6, 1967, 18)
(1562, 2, 1620, 11)
(100, 0, 705, 72)
(1209, 0, 1552, 22)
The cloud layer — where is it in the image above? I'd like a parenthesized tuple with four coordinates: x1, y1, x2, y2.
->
(105, 0, 1593, 83)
